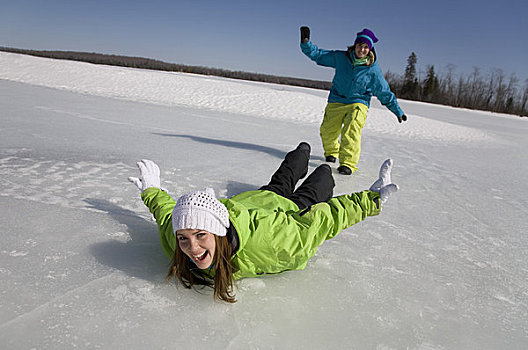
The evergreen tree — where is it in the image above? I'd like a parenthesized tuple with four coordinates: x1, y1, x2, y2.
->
(422, 65, 439, 102)
(401, 52, 419, 99)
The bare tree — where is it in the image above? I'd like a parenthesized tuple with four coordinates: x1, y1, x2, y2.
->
(438, 64, 456, 106)
(503, 74, 519, 114)
(491, 69, 506, 111)
(384, 70, 403, 93)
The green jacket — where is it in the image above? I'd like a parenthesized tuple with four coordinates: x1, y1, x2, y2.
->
(141, 188, 381, 280)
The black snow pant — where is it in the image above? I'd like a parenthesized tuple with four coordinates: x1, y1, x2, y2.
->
(259, 143, 335, 210)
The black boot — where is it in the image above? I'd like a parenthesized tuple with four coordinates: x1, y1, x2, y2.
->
(325, 155, 336, 163)
(337, 165, 352, 175)
(296, 142, 311, 153)
(259, 143, 310, 197)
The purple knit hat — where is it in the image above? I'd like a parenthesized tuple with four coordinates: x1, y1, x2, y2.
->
(354, 28, 379, 50)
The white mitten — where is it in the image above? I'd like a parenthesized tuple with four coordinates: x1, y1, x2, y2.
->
(369, 159, 399, 208)
(128, 159, 161, 192)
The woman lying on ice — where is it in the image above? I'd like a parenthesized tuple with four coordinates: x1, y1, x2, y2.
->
(128, 142, 398, 302)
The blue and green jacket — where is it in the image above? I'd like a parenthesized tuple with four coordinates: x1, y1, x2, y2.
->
(301, 41, 404, 118)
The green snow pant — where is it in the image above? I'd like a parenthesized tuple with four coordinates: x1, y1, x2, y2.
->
(320, 102, 369, 173)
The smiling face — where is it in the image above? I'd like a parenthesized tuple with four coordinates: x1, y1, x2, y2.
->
(176, 229, 216, 269)
(354, 42, 370, 59)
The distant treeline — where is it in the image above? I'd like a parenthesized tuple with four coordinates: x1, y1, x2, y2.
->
(385, 52, 528, 117)
(0, 47, 331, 90)
(1, 47, 526, 117)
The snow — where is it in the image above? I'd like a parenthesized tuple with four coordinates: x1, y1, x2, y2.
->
(1, 51, 527, 349)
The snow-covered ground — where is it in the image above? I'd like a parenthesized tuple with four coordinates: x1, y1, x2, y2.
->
(1, 52, 527, 349)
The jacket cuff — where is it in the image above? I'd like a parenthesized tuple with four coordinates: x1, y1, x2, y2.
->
(140, 187, 163, 200)
(367, 191, 382, 216)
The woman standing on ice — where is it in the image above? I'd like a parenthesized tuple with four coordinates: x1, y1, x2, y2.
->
(300, 26, 407, 175)
(129, 143, 398, 302)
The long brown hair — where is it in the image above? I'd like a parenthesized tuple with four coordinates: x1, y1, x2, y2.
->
(166, 234, 236, 303)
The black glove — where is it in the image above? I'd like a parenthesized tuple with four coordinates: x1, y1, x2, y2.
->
(397, 114, 408, 123)
(300, 26, 310, 43)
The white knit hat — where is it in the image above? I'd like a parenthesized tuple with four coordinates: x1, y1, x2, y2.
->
(171, 188, 229, 236)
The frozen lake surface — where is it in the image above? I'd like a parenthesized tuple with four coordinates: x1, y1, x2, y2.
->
(1, 52, 527, 349)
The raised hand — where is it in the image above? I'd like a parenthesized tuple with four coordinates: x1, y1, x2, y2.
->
(300, 26, 310, 43)
(128, 159, 161, 192)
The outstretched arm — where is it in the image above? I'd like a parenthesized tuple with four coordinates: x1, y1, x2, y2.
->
(142, 188, 178, 259)
(129, 159, 177, 258)
(293, 159, 398, 242)
(371, 68, 407, 122)
(299, 26, 337, 68)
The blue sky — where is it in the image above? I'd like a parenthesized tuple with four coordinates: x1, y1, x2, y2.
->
(1, 0, 527, 84)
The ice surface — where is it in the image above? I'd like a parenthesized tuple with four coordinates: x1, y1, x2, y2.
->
(1, 52, 527, 349)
